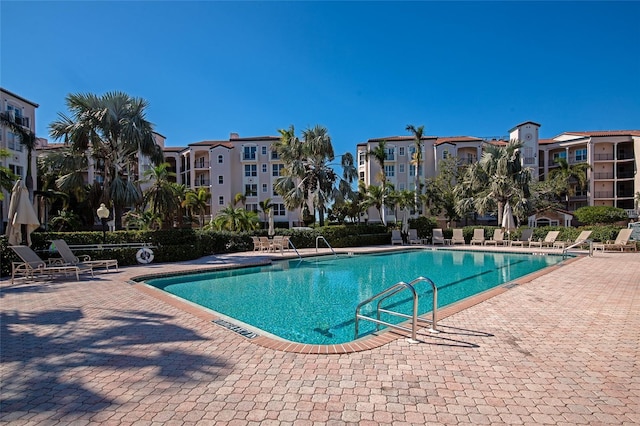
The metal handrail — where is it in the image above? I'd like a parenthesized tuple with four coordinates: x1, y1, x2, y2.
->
(354, 276, 439, 342)
(288, 239, 301, 260)
(316, 236, 337, 257)
(562, 239, 593, 259)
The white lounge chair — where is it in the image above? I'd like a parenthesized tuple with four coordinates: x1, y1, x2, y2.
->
(510, 229, 533, 247)
(553, 230, 593, 249)
(51, 239, 118, 271)
(470, 229, 485, 245)
(484, 229, 505, 246)
(9, 245, 93, 284)
(529, 231, 560, 248)
(408, 229, 421, 245)
(391, 230, 403, 245)
(432, 228, 445, 245)
(593, 229, 636, 252)
(451, 229, 465, 245)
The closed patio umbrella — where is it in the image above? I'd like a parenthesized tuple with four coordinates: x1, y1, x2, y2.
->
(5, 179, 40, 246)
(268, 209, 275, 237)
(401, 207, 410, 234)
(502, 201, 516, 242)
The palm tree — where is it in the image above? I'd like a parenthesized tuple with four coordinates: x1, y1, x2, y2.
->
(274, 124, 354, 227)
(362, 184, 387, 223)
(367, 140, 388, 186)
(455, 139, 532, 225)
(0, 111, 38, 199)
(142, 163, 178, 229)
(548, 157, 590, 210)
(49, 91, 163, 229)
(406, 124, 425, 211)
(0, 148, 17, 197)
(258, 197, 275, 229)
(212, 205, 259, 232)
(183, 187, 211, 228)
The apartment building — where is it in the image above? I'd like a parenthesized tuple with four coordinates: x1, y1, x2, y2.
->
(164, 133, 299, 227)
(0, 88, 39, 231)
(357, 121, 639, 224)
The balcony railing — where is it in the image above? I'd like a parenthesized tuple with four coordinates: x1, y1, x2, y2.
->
(617, 170, 635, 179)
(194, 179, 210, 186)
(594, 153, 614, 161)
(194, 160, 210, 169)
(617, 153, 635, 160)
(594, 172, 614, 179)
(594, 191, 614, 198)
(241, 154, 257, 161)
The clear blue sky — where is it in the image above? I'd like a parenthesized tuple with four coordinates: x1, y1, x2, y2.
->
(2, 1, 639, 156)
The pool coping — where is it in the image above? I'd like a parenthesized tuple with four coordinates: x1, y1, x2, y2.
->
(130, 248, 584, 354)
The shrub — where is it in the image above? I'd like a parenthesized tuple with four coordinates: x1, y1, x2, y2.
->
(574, 206, 628, 225)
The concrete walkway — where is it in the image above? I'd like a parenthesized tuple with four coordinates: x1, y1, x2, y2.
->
(1, 247, 639, 425)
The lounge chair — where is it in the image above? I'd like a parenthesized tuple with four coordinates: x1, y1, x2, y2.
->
(529, 230, 560, 248)
(51, 239, 118, 271)
(470, 229, 485, 245)
(484, 229, 505, 246)
(510, 229, 533, 247)
(593, 229, 636, 252)
(408, 229, 422, 245)
(391, 230, 403, 245)
(9, 245, 93, 284)
(451, 229, 465, 245)
(553, 230, 593, 249)
(431, 228, 445, 245)
(271, 235, 291, 253)
(251, 236, 262, 251)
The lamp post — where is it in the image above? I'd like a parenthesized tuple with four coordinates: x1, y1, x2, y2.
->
(97, 203, 109, 244)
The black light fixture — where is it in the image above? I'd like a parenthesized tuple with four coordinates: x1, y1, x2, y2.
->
(96, 203, 109, 244)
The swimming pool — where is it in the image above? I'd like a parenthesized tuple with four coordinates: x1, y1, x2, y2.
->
(145, 250, 564, 345)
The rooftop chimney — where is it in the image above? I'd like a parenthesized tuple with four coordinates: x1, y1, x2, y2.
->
(230, 132, 240, 140)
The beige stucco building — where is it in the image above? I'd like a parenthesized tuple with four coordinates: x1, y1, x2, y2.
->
(1, 88, 39, 231)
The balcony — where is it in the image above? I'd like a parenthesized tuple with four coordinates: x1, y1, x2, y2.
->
(241, 153, 257, 161)
(194, 160, 210, 169)
(617, 170, 635, 179)
(194, 178, 210, 187)
(594, 153, 614, 161)
(594, 191, 614, 198)
(594, 172, 614, 179)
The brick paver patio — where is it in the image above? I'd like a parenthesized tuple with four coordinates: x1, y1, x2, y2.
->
(1, 247, 638, 425)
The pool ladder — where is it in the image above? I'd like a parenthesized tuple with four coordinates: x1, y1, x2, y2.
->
(562, 239, 593, 259)
(316, 236, 337, 257)
(354, 276, 438, 342)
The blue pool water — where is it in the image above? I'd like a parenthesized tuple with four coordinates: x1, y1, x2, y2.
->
(145, 250, 564, 345)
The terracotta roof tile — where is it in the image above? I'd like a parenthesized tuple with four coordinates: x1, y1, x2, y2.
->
(561, 130, 640, 137)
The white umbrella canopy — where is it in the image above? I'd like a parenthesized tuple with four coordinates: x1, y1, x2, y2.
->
(401, 207, 410, 234)
(502, 201, 516, 241)
(5, 179, 40, 246)
(268, 209, 275, 237)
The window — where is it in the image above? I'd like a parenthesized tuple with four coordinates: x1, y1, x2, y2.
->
(399, 147, 405, 156)
(274, 204, 286, 216)
(243, 146, 256, 160)
(246, 203, 258, 212)
(442, 150, 449, 159)
(245, 184, 257, 197)
(553, 151, 567, 162)
(262, 183, 268, 193)
(399, 183, 405, 190)
(9, 164, 24, 179)
(399, 164, 405, 173)
(272, 164, 284, 177)
(8, 132, 22, 151)
(384, 165, 395, 177)
(359, 172, 365, 181)
(262, 164, 267, 173)
(359, 152, 366, 166)
(219, 196, 224, 205)
(385, 147, 395, 161)
(218, 176, 223, 184)
(409, 165, 422, 176)
(271, 150, 279, 160)
(273, 185, 278, 196)
(575, 148, 587, 162)
(244, 164, 257, 177)
(409, 146, 416, 156)
(261, 146, 267, 155)
(218, 155, 223, 164)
